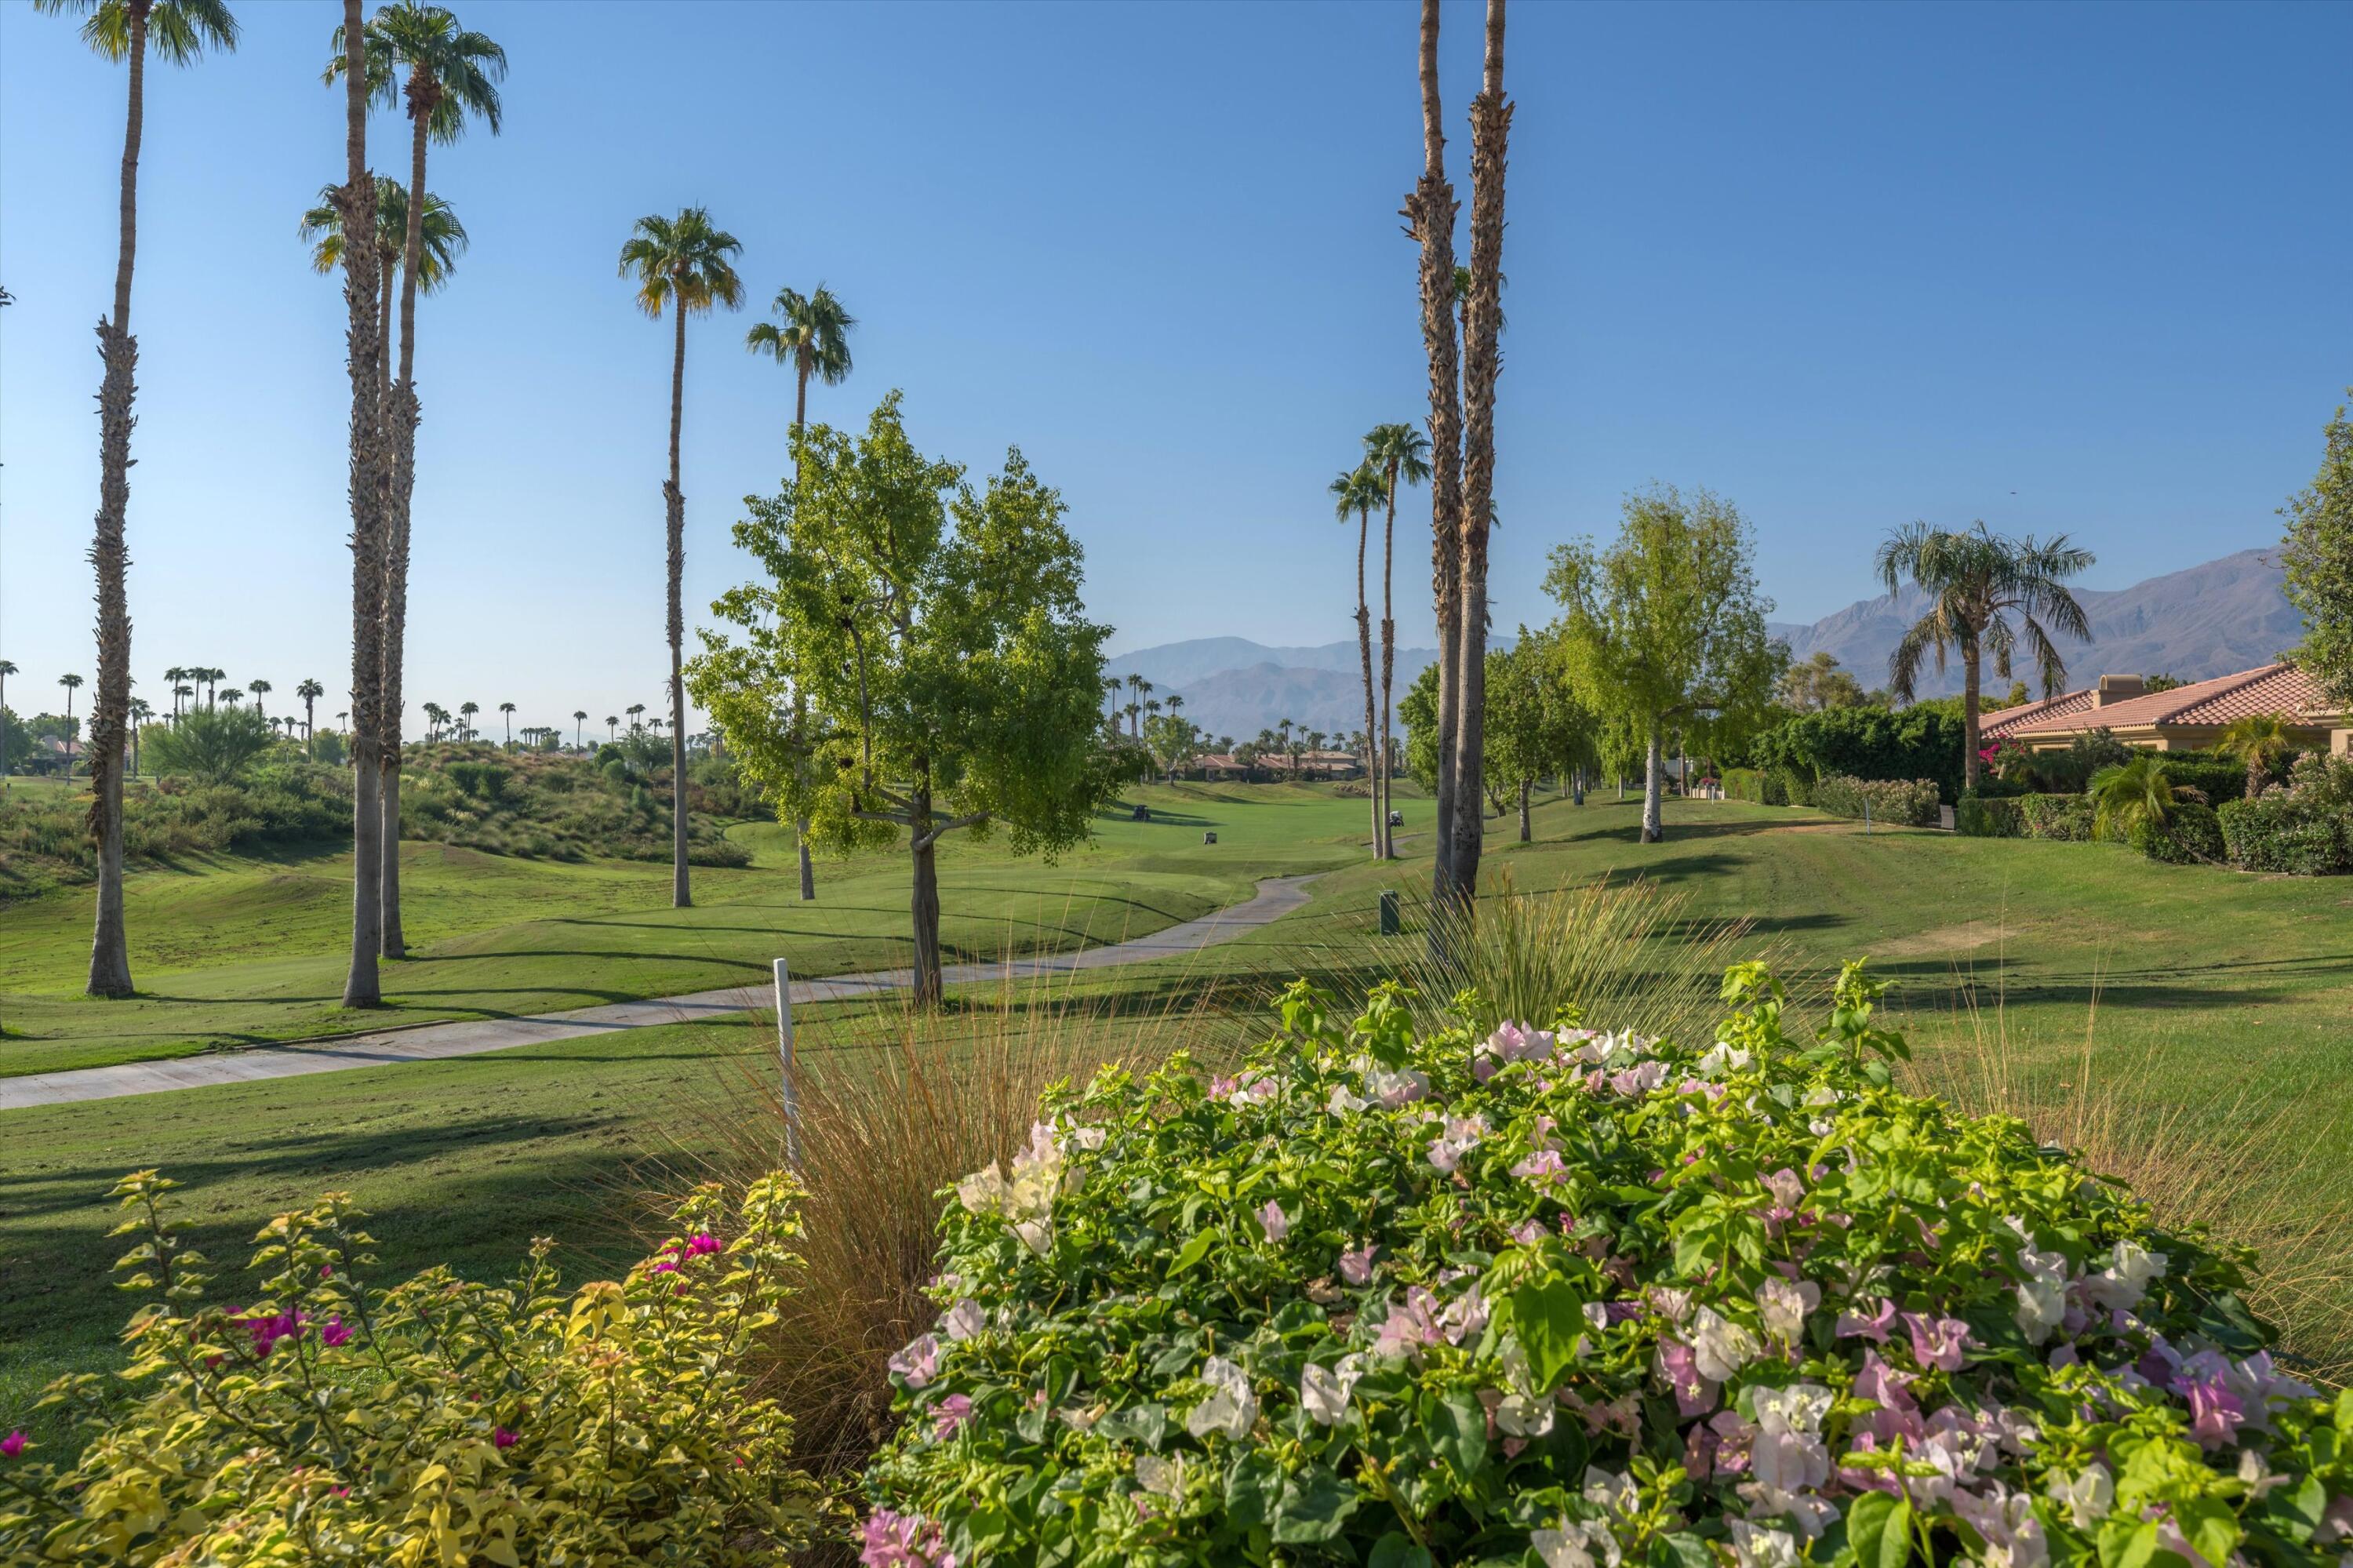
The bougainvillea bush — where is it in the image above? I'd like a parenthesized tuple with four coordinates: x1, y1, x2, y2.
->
(862, 966, 2353, 1568)
(0, 1172, 833, 1565)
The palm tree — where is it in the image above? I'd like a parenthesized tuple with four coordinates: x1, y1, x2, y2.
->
(492, 700, 511, 744)
(1332, 458, 1387, 856)
(745, 282, 853, 905)
(202, 666, 220, 709)
(162, 664, 183, 719)
(58, 674, 85, 770)
(329, 0, 502, 963)
(246, 676, 271, 719)
(299, 176, 467, 395)
(220, 688, 244, 708)
(1877, 522, 2095, 792)
(128, 697, 151, 775)
(627, 702, 646, 731)
(35, 0, 237, 995)
(296, 677, 324, 758)
(2217, 712, 2298, 800)
(606, 715, 618, 744)
(458, 699, 478, 740)
(573, 709, 587, 749)
(620, 206, 743, 910)
(2090, 754, 2193, 845)
(1363, 424, 1429, 859)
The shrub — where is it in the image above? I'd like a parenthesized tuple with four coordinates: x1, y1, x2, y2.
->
(1753, 703, 1966, 802)
(860, 967, 2353, 1567)
(2019, 791, 2094, 841)
(1719, 766, 1766, 804)
(0, 1170, 835, 1564)
(1761, 768, 1800, 807)
(2129, 799, 2224, 864)
(2218, 795, 2352, 875)
(140, 705, 278, 783)
(1955, 795, 2023, 838)
(2020, 729, 2135, 795)
(2155, 759, 2250, 808)
(1808, 773, 1940, 828)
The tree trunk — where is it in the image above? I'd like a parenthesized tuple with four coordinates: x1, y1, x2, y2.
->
(667, 300, 692, 908)
(1450, 0, 1511, 908)
(337, 0, 387, 1008)
(1571, 768, 1584, 806)
(792, 369, 817, 902)
(1642, 725, 1664, 843)
(1409, 0, 1465, 935)
(84, 3, 147, 999)
(1518, 777, 1531, 842)
(1378, 477, 1398, 859)
(377, 96, 435, 961)
(1355, 508, 1380, 859)
(909, 779, 944, 1008)
(1962, 642, 1982, 793)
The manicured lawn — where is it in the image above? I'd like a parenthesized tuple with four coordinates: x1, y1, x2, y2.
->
(6, 786, 2349, 1447)
(0, 782, 1400, 1077)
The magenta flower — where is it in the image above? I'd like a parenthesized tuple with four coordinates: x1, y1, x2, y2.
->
(493, 1426, 519, 1450)
(1835, 1297, 1897, 1342)
(321, 1316, 351, 1349)
(932, 1393, 974, 1440)
(1510, 1148, 1567, 1187)
(1, 1430, 25, 1460)
(862, 1508, 955, 1568)
(686, 1232, 722, 1257)
(1655, 1337, 1715, 1416)
(1337, 1242, 1378, 1285)
(1900, 1311, 1969, 1372)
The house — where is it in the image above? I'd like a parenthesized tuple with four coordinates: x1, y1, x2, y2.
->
(1982, 663, 2348, 755)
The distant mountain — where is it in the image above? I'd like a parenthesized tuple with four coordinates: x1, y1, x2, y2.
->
(1111, 549, 2301, 735)
(1768, 548, 2300, 697)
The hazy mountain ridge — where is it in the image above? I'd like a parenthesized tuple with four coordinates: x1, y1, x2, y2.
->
(1113, 549, 2301, 733)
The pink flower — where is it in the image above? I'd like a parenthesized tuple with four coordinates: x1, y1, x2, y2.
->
(1258, 1200, 1289, 1244)
(319, 1264, 333, 1279)
(649, 1258, 678, 1274)
(2174, 1374, 2246, 1450)
(1509, 1219, 1547, 1245)
(1337, 1242, 1378, 1285)
(889, 1333, 941, 1389)
(1, 1431, 24, 1460)
(1899, 1311, 1969, 1372)
(1511, 1149, 1568, 1187)
(862, 1508, 956, 1568)
(321, 1316, 351, 1349)
(1853, 1350, 1924, 1444)
(932, 1393, 974, 1440)
(493, 1427, 519, 1450)
(1655, 1337, 1715, 1416)
(1835, 1297, 1897, 1342)
(686, 1233, 722, 1256)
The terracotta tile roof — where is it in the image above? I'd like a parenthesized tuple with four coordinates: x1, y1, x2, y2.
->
(2002, 663, 2340, 737)
(1980, 689, 2096, 738)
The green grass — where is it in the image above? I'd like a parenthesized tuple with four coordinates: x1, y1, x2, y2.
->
(8, 786, 2351, 1445)
(0, 782, 1401, 1077)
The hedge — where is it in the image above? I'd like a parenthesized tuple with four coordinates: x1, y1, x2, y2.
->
(2019, 793, 2094, 842)
(1719, 767, 1766, 804)
(2217, 795, 2352, 875)
(1955, 795, 2023, 838)
(2129, 800, 2224, 864)
(1752, 703, 1966, 803)
(1808, 774, 1940, 828)
(2151, 759, 2249, 808)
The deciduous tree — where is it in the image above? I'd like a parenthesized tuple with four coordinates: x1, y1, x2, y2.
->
(2281, 391, 2353, 707)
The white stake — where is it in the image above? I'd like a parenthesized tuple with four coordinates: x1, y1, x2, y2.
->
(773, 957, 800, 1167)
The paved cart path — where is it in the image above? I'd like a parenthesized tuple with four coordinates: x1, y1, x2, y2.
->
(0, 875, 1318, 1111)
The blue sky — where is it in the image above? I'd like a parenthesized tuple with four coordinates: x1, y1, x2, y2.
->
(3, 0, 2348, 735)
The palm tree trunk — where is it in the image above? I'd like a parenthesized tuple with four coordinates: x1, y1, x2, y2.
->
(1379, 477, 1398, 860)
(666, 299, 692, 909)
(792, 360, 816, 903)
(84, 1, 148, 999)
(1642, 723, 1664, 843)
(337, 0, 387, 1008)
(377, 100, 433, 962)
(1408, 0, 1466, 934)
(1450, 0, 1511, 907)
(1355, 506, 1379, 860)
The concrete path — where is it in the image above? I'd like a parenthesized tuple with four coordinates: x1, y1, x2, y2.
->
(0, 875, 1318, 1112)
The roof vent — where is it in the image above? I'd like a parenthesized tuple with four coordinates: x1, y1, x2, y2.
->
(2094, 675, 2145, 708)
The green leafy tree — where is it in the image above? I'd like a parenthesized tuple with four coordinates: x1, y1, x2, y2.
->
(1547, 486, 1785, 842)
(690, 394, 1121, 1005)
(1486, 627, 1598, 841)
(144, 703, 275, 782)
(1143, 710, 1202, 784)
(620, 206, 743, 910)
(1875, 521, 2094, 794)
(32, 0, 238, 995)
(1775, 651, 1865, 711)
(2281, 390, 2353, 708)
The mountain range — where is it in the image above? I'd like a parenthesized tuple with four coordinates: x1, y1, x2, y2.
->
(1108, 548, 2302, 739)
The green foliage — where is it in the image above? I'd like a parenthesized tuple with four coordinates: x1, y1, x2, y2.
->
(692, 393, 1121, 863)
(1398, 662, 1441, 791)
(1752, 703, 1968, 802)
(860, 969, 2351, 1566)
(2018, 791, 2095, 842)
(1718, 766, 1779, 806)
(1546, 485, 1786, 773)
(2217, 753, 2353, 875)
(2279, 390, 2353, 708)
(1955, 795, 2024, 838)
(0, 707, 31, 774)
(2130, 799, 2224, 864)
(2089, 754, 2190, 843)
(0, 765, 350, 898)
(1808, 773, 1940, 827)
(395, 745, 752, 867)
(140, 704, 277, 783)
(0, 1170, 835, 1563)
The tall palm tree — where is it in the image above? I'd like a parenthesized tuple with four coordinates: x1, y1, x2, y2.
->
(246, 676, 271, 720)
(128, 697, 151, 775)
(299, 175, 467, 395)
(620, 206, 743, 910)
(498, 700, 515, 744)
(606, 715, 618, 744)
(162, 664, 183, 719)
(573, 709, 587, 749)
(296, 677, 325, 759)
(220, 687, 244, 708)
(745, 282, 853, 904)
(59, 674, 85, 770)
(1363, 424, 1430, 860)
(1877, 522, 2095, 792)
(33, 0, 238, 997)
(627, 702, 646, 731)
(458, 699, 478, 740)
(1332, 459, 1387, 857)
(2217, 712, 2298, 800)
(331, 0, 503, 962)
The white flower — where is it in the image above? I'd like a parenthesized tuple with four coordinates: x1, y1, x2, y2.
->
(1532, 1518, 1621, 1568)
(955, 1163, 1009, 1216)
(1729, 1519, 1801, 1568)
(1954, 1484, 2049, 1568)
(1184, 1355, 1258, 1440)
(1013, 1218, 1053, 1257)
(1696, 1042, 1753, 1077)
(1746, 1384, 1833, 1502)
(1259, 1199, 1289, 1243)
(1690, 1306, 1760, 1382)
(1363, 1067, 1431, 1107)
(1646, 1286, 1694, 1325)
(940, 1299, 987, 1341)
(1802, 1085, 1839, 1108)
(2013, 1244, 2069, 1343)
(1438, 1283, 1489, 1345)
(1134, 1453, 1185, 1497)
(1059, 1122, 1107, 1152)
(1582, 1467, 1639, 1517)
(2078, 1239, 2167, 1313)
(1326, 1083, 1369, 1116)
(888, 1333, 940, 1389)
(1493, 1337, 1557, 1439)
(1756, 1278, 1820, 1345)
(1300, 1355, 1365, 1426)
(1760, 1168, 1806, 1210)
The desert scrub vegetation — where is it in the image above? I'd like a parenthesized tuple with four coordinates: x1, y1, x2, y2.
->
(394, 744, 752, 865)
(858, 966, 2353, 1567)
(0, 763, 350, 899)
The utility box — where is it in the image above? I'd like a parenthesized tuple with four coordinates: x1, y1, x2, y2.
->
(1379, 890, 1401, 937)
